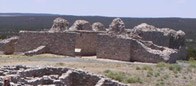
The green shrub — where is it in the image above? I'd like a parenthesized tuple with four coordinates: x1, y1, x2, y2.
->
(154, 72, 160, 77)
(104, 70, 125, 82)
(0, 35, 6, 39)
(188, 60, 196, 68)
(156, 62, 167, 68)
(104, 70, 143, 84)
(126, 77, 142, 84)
(187, 48, 196, 60)
(136, 66, 141, 70)
(147, 71, 153, 77)
(142, 65, 153, 71)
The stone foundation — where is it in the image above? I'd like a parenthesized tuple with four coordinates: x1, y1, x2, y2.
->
(0, 65, 127, 86)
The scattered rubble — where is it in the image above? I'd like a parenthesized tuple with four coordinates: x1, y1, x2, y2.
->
(0, 65, 127, 86)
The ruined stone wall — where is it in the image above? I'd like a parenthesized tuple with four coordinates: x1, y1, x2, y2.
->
(97, 34, 184, 63)
(0, 66, 127, 86)
(15, 31, 77, 56)
(97, 34, 132, 61)
(73, 30, 104, 56)
(138, 31, 170, 47)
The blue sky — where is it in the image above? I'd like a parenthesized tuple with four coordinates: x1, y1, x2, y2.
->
(0, 0, 195, 18)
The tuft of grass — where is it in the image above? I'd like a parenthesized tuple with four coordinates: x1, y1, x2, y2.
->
(168, 64, 182, 73)
(104, 70, 143, 84)
(162, 74, 169, 80)
(126, 77, 143, 84)
(104, 70, 125, 82)
(136, 66, 141, 70)
(147, 71, 153, 77)
(188, 60, 196, 68)
(142, 65, 153, 71)
(55, 62, 66, 66)
(156, 62, 167, 68)
(154, 72, 160, 77)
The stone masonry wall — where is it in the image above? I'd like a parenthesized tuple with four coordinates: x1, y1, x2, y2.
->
(138, 31, 170, 47)
(0, 66, 127, 86)
(97, 34, 132, 61)
(97, 34, 184, 63)
(15, 31, 77, 56)
(73, 30, 103, 56)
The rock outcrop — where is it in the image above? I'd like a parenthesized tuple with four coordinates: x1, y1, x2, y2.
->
(92, 22, 106, 31)
(69, 20, 92, 31)
(0, 66, 127, 86)
(49, 17, 69, 32)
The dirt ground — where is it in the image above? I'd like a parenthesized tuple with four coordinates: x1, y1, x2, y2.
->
(0, 54, 195, 86)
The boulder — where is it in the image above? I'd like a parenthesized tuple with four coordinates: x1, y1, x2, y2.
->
(49, 17, 69, 32)
(92, 22, 106, 31)
(69, 20, 92, 31)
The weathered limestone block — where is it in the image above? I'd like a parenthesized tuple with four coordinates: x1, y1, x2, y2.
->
(49, 17, 69, 32)
(0, 36, 19, 54)
(69, 20, 92, 31)
(92, 22, 106, 31)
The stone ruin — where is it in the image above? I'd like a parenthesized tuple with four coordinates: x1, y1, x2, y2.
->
(92, 22, 106, 31)
(0, 65, 127, 86)
(0, 17, 187, 63)
(49, 17, 69, 32)
(69, 20, 92, 31)
(97, 19, 186, 63)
